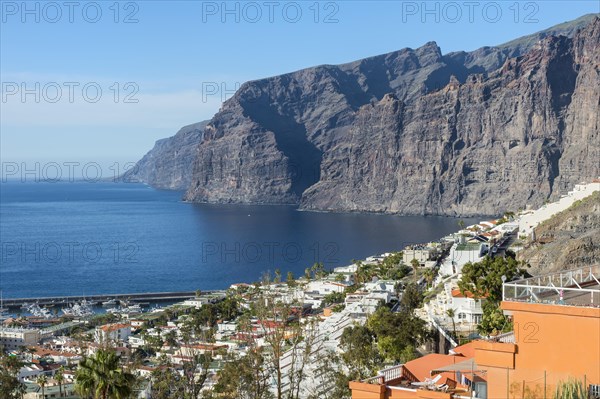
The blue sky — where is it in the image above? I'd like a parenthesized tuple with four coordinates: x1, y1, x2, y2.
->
(1, 1, 599, 169)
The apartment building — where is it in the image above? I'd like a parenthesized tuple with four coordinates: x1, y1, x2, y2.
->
(0, 327, 41, 350)
(350, 265, 600, 399)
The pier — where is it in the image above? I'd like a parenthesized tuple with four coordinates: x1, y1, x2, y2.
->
(1, 291, 209, 309)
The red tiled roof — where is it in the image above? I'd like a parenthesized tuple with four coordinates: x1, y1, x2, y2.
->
(450, 342, 476, 358)
(99, 323, 130, 332)
(451, 288, 485, 299)
(404, 354, 469, 382)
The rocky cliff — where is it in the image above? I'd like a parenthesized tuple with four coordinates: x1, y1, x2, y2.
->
(130, 16, 599, 216)
(518, 191, 600, 274)
(183, 15, 599, 216)
(122, 121, 209, 190)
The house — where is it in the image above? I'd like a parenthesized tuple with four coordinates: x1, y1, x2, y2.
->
(349, 349, 480, 398)
(0, 327, 41, 350)
(350, 265, 600, 399)
(183, 298, 207, 308)
(403, 245, 439, 267)
(477, 265, 600, 399)
(17, 364, 44, 382)
(217, 321, 237, 334)
(305, 280, 347, 295)
(29, 345, 81, 366)
(448, 287, 484, 325)
(94, 323, 131, 344)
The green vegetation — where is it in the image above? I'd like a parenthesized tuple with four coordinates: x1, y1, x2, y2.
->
(553, 378, 587, 399)
(354, 252, 410, 284)
(210, 348, 273, 399)
(367, 306, 428, 363)
(323, 291, 345, 306)
(0, 351, 25, 399)
(75, 348, 137, 399)
(323, 283, 429, 398)
(458, 255, 528, 334)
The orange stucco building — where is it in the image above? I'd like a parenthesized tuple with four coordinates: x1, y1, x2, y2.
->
(350, 266, 600, 399)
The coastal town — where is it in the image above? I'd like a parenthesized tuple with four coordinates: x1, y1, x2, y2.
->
(1, 180, 599, 399)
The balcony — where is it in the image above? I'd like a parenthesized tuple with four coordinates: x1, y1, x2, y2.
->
(350, 363, 479, 399)
(503, 265, 600, 307)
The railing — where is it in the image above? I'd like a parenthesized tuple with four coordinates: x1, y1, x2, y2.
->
(503, 265, 600, 307)
(361, 365, 405, 385)
(379, 365, 403, 382)
(362, 375, 384, 385)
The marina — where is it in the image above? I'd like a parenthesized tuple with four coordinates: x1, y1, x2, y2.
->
(0, 291, 203, 310)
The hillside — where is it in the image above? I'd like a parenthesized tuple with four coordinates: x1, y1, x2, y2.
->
(518, 191, 600, 274)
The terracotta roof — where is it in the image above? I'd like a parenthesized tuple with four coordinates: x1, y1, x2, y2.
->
(450, 342, 476, 358)
(404, 354, 469, 382)
(99, 323, 130, 332)
(451, 288, 484, 299)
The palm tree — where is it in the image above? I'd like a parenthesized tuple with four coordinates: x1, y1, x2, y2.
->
(274, 268, 282, 284)
(503, 211, 515, 221)
(446, 308, 457, 340)
(36, 374, 48, 399)
(410, 259, 420, 282)
(55, 367, 65, 397)
(75, 349, 136, 399)
(423, 269, 435, 289)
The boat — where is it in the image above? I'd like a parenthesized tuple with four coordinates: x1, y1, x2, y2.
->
(126, 304, 142, 313)
(102, 299, 118, 307)
(61, 300, 94, 318)
(28, 303, 52, 319)
(106, 303, 142, 315)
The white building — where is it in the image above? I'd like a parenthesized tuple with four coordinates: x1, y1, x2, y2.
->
(447, 286, 484, 324)
(17, 364, 44, 382)
(305, 280, 346, 296)
(0, 328, 41, 350)
(95, 323, 131, 344)
(183, 298, 207, 308)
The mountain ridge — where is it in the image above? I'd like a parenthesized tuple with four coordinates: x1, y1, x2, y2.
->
(126, 15, 599, 216)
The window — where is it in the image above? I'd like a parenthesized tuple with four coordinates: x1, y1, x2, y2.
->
(590, 384, 600, 399)
(474, 382, 488, 399)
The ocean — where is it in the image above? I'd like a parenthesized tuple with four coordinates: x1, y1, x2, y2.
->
(0, 181, 476, 298)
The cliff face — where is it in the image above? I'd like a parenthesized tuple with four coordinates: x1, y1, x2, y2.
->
(518, 192, 600, 274)
(183, 16, 599, 216)
(303, 21, 600, 215)
(122, 121, 209, 190)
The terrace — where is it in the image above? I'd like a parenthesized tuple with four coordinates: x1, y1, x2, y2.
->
(350, 355, 484, 399)
(502, 265, 600, 307)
